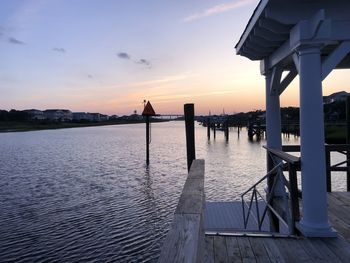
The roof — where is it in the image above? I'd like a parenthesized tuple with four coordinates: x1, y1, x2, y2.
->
(235, 0, 350, 71)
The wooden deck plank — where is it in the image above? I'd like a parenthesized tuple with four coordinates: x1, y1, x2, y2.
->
(248, 237, 271, 263)
(297, 238, 329, 262)
(237, 237, 256, 263)
(260, 238, 286, 263)
(273, 238, 313, 263)
(214, 236, 229, 263)
(205, 201, 269, 232)
(321, 237, 350, 263)
(225, 236, 242, 263)
(204, 236, 214, 263)
(328, 209, 350, 242)
(330, 192, 350, 205)
(202, 192, 350, 263)
(309, 239, 343, 263)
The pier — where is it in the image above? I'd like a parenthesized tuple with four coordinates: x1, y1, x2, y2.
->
(158, 157, 350, 262)
(159, 0, 350, 261)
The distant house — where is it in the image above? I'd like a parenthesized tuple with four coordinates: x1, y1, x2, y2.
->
(23, 109, 45, 120)
(323, 91, 349, 104)
(100, 114, 109, 121)
(73, 112, 93, 121)
(127, 114, 143, 121)
(44, 109, 72, 121)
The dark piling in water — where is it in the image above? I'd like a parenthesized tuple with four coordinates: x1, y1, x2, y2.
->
(184, 104, 196, 171)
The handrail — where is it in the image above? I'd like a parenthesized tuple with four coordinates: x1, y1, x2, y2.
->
(282, 144, 350, 192)
(263, 146, 300, 164)
(241, 147, 301, 235)
(158, 159, 205, 263)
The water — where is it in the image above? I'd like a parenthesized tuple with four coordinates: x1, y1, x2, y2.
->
(0, 122, 347, 262)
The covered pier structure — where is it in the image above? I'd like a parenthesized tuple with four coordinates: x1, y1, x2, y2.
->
(235, 0, 350, 237)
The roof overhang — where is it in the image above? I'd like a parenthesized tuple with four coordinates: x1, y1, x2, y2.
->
(235, 0, 350, 74)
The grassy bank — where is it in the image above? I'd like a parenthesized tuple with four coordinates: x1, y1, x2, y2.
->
(325, 126, 347, 144)
(0, 119, 168, 133)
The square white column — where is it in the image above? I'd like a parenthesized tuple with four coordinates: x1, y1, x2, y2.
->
(296, 46, 336, 237)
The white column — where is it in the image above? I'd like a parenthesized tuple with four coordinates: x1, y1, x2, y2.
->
(265, 72, 282, 151)
(265, 71, 284, 198)
(297, 46, 336, 237)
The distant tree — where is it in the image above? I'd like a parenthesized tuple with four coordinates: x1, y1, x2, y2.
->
(0, 110, 8, 121)
(8, 109, 29, 121)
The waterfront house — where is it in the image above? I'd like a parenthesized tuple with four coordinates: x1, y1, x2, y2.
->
(23, 109, 45, 120)
(44, 109, 72, 121)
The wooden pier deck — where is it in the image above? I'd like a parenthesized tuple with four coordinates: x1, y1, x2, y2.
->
(204, 192, 350, 263)
(158, 160, 350, 262)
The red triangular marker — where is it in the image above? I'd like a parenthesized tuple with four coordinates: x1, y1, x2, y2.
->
(142, 101, 156, 116)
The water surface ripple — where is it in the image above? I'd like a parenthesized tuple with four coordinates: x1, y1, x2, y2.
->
(0, 122, 346, 262)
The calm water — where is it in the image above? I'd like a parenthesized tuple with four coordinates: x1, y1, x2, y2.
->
(0, 122, 346, 262)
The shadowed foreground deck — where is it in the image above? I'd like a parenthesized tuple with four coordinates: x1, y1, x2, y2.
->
(204, 192, 350, 263)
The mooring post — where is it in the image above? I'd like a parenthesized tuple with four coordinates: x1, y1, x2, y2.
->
(225, 119, 229, 141)
(184, 104, 196, 171)
(213, 123, 216, 139)
(146, 116, 150, 165)
(207, 118, 211, 140)
(347, 96, 350, 191)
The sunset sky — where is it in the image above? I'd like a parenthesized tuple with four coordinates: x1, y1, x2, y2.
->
(1, 0, 350, 115)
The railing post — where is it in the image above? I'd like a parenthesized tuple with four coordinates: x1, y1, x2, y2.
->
(347, 96, 350, 191)
(325, 146, 332, 192)
(267, 155, 280, 232)
(184, 104, 196, 172)
(288, 163, 300, 233)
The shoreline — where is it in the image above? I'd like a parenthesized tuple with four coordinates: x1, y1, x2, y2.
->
(0, 119, 171, 133)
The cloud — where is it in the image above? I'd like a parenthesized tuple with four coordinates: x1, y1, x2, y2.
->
(137, 59, 151, 67)
(53, 47, 65, 53)
(8, 37, 25, 45)
(117, 51, 151, 67)
(117, 52, 131, 60)
(87, 74, 93, 79)
(183, 0, 256, 22)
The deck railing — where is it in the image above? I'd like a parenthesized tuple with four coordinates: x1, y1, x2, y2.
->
(241, 147, 300, 235)
(282, 144, 350, 192)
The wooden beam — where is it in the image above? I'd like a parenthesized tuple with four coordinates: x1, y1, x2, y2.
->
(259, 17, 290, 34)
(279, 69, 298, 95)
(322, 41, 350, 80)
(254, 27, 287, 42)
(270, 65, 282, 95)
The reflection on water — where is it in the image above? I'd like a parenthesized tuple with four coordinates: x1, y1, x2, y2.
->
(0, 122, 346, 262)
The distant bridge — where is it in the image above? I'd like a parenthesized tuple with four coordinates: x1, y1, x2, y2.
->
(154, 114, 184, 120)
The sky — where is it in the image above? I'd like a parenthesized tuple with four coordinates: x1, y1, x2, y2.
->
(0, 0, 349, 116)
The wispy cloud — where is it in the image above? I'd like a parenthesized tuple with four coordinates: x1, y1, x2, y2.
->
(117, 51, 151, 67)
(8, 37, 25, 45)
(137, 59, 151, 67)
(87, 74, 93, 79)
(183, 0, 256, 22)
(52, 47, 66, 53)
(117, 52, 131, 60)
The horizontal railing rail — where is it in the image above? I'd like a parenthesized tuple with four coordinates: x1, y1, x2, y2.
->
(282, 144, 350, 192)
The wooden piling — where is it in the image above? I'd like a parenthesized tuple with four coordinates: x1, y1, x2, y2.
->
(213, 123, 216, 139)
(142, 100, 156, 166)
(184, 104, 196, 172)
(145, 116, 150, 165)
(225, 119, 229, 141)
(347, 96, 350, 191)
(207, 118, 210, 140)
